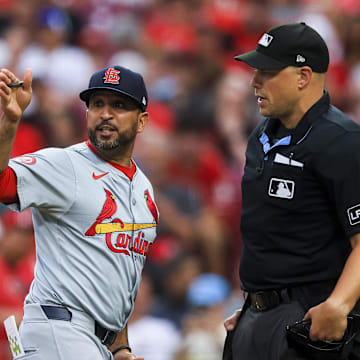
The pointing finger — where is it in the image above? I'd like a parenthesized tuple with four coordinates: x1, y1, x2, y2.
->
(23, 68, 32, 90)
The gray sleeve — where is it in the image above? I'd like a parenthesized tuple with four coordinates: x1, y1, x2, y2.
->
(8, 148, 76, 216)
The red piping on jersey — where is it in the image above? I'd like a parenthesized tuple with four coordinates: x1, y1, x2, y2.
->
(86, 140, 136, 181)
(0, 167, 19, 203)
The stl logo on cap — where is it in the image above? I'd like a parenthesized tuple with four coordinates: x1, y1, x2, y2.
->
(103, 68, 120, 84)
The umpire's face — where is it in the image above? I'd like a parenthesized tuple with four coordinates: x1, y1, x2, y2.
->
(250, 66, 303, 125)
(86, 90, 148, 154)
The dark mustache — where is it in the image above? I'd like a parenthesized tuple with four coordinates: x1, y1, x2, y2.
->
(96, 121, 118, 131)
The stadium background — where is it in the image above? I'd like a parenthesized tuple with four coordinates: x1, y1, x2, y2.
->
(0, 0, 359, 358)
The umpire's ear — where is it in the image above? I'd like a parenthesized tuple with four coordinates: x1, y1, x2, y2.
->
(297, 66, 313, 90)
(136, 112, 149, 134)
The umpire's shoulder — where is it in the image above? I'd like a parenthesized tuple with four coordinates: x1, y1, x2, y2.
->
(309, 107, 360, 165)
(326, 105, 360, 133)
(309, 105, 360, 151)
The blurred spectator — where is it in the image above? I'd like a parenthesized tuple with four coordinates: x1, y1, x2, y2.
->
(36, 102, 86, 148)
(4, 1, 37, 30)
(176, 273, 230, 360)
(294, 1, 348, 109)
(16, 5, 95, 97)
(135, 126, 228, 275)
(128, 274, 181, 360)
(342, 15, 360, 123)
(10, 121, 45, 158)
(297, 2, 344, 64)
(0, 209, 34, 360)
(167, 127, 228, 204)
(0, 25, 30, 70)
(143, 0, 198, 54)
(107, 49, 148, 77)
(149, 252, 203, 329)
(214, 67, 254, 165)
(232, 0, 272, 59)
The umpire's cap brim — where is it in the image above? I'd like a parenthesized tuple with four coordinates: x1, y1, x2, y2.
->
(235, 50, 288, 70)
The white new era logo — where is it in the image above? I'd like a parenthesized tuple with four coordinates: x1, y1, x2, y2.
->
(142, 96, 146, 106)
(258, 33, 273, 47)
(296, 54, 306, 63)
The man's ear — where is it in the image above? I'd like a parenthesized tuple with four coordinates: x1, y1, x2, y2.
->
(137, 112, 149, 133)
(297, 66, 312, 90)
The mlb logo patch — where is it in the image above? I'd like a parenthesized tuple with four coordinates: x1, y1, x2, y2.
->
(268, 178, 295, 199)
(347, 204, 360, 226)
(258, 33, 273, 47)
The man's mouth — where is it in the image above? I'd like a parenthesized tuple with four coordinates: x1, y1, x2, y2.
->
(97, 125, 117, 135)
(257, 96, 267, 106)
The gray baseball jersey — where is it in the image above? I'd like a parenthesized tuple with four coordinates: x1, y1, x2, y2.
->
(7, 141, 158, 331)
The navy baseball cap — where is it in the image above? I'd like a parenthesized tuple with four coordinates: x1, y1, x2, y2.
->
(79, 66, 148, 111)
(235, 22, 329, 73)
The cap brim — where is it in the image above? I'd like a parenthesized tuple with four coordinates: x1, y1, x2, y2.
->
(79, 87, 144, 110)
(234, 50, 287, 70)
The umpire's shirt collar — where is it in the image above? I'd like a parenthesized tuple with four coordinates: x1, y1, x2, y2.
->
(261, 90, 330, 145)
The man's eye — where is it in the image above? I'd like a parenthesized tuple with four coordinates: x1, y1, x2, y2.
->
(114, 102, 125, 109)
(94, 100, 103, 107)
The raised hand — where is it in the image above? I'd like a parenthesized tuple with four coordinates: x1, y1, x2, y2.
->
(0, 68, 32, 123)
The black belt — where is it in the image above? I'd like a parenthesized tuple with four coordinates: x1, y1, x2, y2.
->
(41, 305, 117, 346)
(248, 289, 290, 311)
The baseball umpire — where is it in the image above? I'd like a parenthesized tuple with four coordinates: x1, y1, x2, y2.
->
(222, 22, 360, 359)
(0, 65, 158, 359)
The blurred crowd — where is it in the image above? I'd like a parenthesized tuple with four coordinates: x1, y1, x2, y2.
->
(0, 0, 359, 358)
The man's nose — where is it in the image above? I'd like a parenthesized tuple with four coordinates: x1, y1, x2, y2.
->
(100, 105, 113, 119)
(250, 73, 261, 89)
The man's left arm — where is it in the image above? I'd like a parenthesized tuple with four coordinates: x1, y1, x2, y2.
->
(109, 324, 144, 360)
(305, 232, 360, 341)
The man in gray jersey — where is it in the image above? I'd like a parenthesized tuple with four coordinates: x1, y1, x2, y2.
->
(0, 65, 158, 359)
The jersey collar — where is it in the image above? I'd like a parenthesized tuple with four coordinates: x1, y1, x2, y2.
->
(86, 140, 136, 180)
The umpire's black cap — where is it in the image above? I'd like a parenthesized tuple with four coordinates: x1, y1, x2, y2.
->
(79, 66, 148, 111)
(235, 22, 329, 73)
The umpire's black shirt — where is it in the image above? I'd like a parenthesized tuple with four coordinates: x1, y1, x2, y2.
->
(240, 91, 360, 292)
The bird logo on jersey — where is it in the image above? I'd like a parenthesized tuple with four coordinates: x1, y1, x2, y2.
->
(85, 188, 157, 256)
(144, 189, 158, 224)
(85, 189, 117, 236)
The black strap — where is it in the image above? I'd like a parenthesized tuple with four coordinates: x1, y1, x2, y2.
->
(248, 289, 291, 312)
(41, 305, 117, 346)
(112, 346, 132, 355)
(41, 305, 72, 321)
(95, 321, 117, 346)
